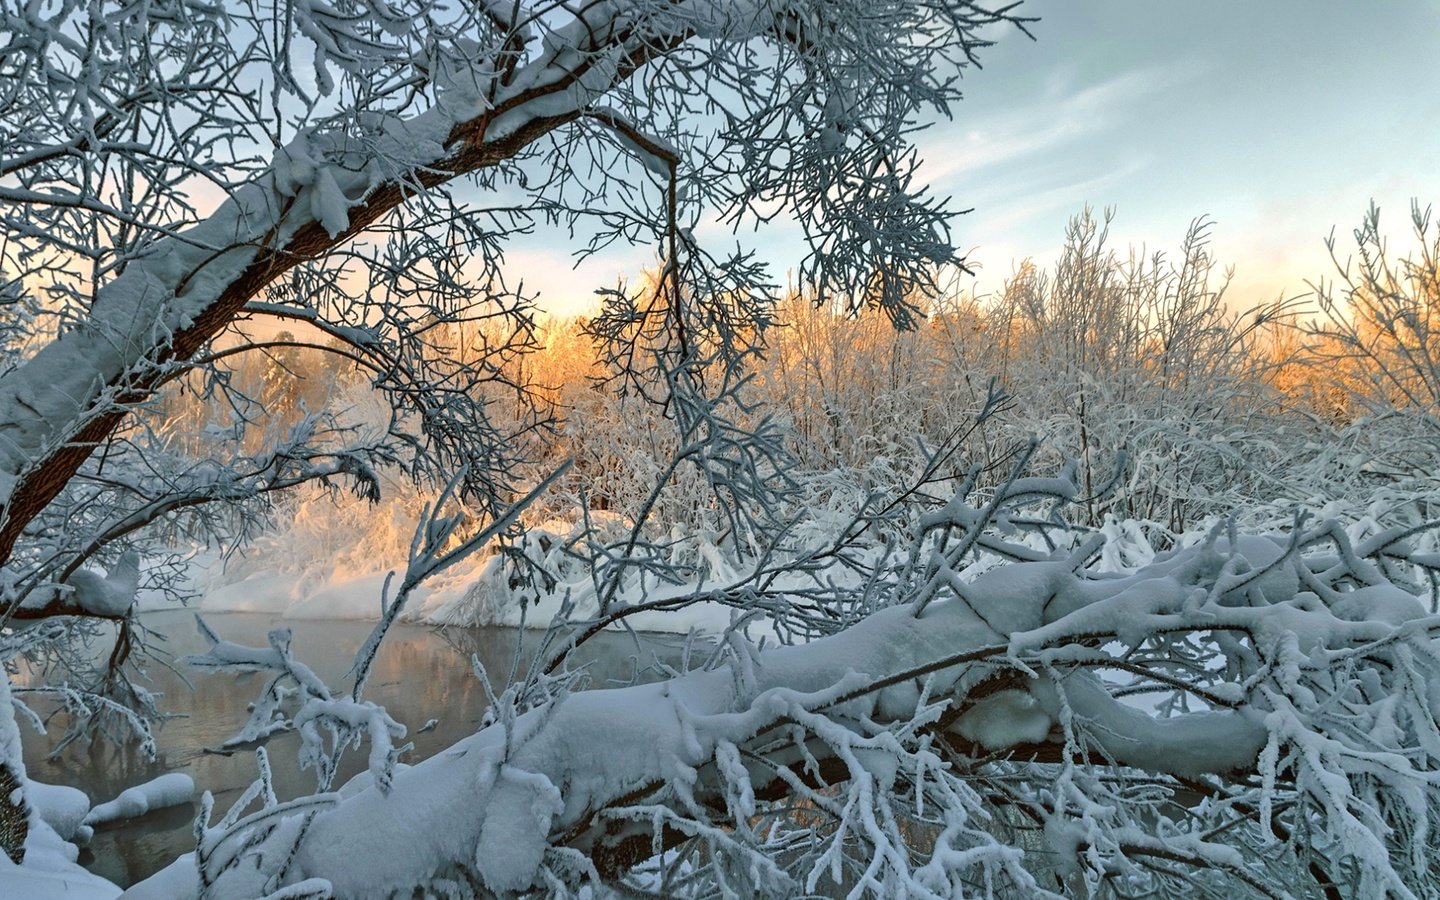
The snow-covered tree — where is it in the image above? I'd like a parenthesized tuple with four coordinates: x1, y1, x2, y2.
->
(3, 1, 1440, 897)
(0, 0, 1031, 872)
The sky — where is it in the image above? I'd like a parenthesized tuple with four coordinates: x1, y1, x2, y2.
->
(518, 0, 1440, 317)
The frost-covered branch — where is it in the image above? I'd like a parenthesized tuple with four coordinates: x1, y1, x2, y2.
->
(0, 0, 1033, 565)
(129, 484, 1440, 897)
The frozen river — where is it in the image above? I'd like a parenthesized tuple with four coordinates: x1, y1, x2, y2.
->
(19, 610, 689, 888)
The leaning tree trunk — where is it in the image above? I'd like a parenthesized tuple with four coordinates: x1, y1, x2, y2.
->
(0, 674, 30, 863)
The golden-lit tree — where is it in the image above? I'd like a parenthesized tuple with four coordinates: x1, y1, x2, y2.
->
(1308, 202, 1440, 424)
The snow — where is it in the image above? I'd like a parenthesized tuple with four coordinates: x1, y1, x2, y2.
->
(163, 509, 1421, 892)
(116, 854, 196, 900)
(9, 498, 1440, 896)
(192, 571, 302, 615)
(82, 774, 195, 828)
(1034, 670, 1268, 778)
(280, 606, 978, 896)
(1328, 583, 1427, 625)
(0, 690, 112, 894)
(472, 765, 565, 892)
(590, 106, 679, 176)
(954, 689, 1052, 751)
(25, 781, 90, 843)
(5, 0, 1434, 892)
(0, 818, 121, 900)
(0, 673, 22, 788)
(63, 551, 141, 617)
(187, 523, 756, 635)
(0, 0, 628, 517)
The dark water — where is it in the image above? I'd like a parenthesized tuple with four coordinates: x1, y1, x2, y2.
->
(19, 610, 690, 889)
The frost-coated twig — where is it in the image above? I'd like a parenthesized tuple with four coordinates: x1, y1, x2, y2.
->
(129, 496, 1440, 898)
(350, 461, 571, 701)
(912, 438, 1041, 617)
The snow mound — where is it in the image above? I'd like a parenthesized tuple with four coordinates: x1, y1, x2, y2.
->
(24, 781, 90, 843)
(83, 774, 194, 828)
(1, 818, 120, 899)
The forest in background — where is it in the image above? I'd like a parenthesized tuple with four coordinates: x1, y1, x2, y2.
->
(140, 203, 1440, 596)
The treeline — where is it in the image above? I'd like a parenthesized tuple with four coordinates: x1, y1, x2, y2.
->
(157, 205, 1440, 569)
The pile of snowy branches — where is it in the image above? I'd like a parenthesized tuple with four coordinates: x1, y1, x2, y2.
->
(121, 476, 1440, 900)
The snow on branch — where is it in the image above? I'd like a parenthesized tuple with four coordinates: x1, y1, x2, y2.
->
(132, 485, 1440, 897)
(0, 0, 1034, 566)
(584, 107, 680, 178)
(181, 617, 408, 793)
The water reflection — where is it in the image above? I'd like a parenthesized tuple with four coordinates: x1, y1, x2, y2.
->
(20, 610, 692, 888)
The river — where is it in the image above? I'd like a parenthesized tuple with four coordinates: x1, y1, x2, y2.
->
(18, 610, 691, 888)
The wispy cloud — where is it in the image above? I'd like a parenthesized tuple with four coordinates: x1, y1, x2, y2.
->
(951, 157, 1148, 271)
(917, 62, 1201, 187)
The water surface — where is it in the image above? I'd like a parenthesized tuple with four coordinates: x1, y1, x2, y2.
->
(20, 610, 689, 888)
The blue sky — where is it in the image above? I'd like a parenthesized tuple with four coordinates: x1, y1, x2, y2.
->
(508, 0, 1440, 316)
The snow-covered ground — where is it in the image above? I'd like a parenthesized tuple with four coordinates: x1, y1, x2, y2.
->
(1, 820, 122, 900)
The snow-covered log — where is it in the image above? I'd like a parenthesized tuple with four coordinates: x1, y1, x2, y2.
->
(82, 774, 195, 829)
